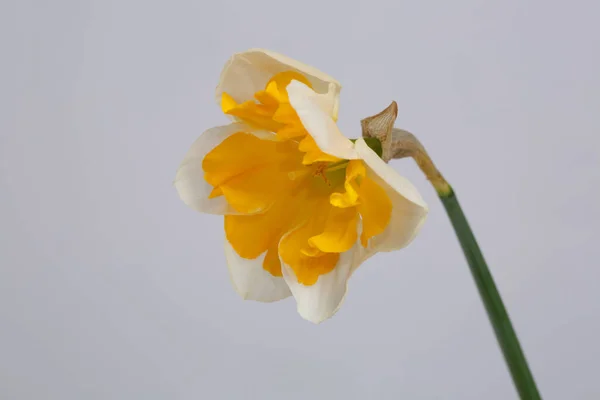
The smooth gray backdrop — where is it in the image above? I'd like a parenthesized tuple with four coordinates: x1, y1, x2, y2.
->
(2, 0, 599, 399)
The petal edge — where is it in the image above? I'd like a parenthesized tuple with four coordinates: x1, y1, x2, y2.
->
(225, 239, 291, 302)
(216, 49, 341, 119)
(281, 244, 361, 323)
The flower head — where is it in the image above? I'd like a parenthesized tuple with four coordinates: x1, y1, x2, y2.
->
(175, 49, 428, 323)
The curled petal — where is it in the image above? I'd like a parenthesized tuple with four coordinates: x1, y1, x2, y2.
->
(224, 239, 291, 302)
(287, 80, 358, 161)
(216, 49, 341, 119)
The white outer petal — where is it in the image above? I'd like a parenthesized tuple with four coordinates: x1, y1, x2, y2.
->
(355, 138, 428, 252)
(287, 80, 358, 160)
(280, 243, 362, 324)
(224, 239, 291, 302)
(174, 123, 275, 215)
(216, 48, 341, 119)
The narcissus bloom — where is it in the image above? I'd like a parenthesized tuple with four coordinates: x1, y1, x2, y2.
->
(175, 49, 428, 323)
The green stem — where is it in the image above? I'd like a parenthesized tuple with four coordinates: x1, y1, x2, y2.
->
(439, 188, 542, 399)
(365, 125, 541, 397)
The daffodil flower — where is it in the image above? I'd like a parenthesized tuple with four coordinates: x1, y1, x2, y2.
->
(175, 49, 428, 323)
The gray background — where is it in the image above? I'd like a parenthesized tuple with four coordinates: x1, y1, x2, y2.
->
(2, 0, 599, 398)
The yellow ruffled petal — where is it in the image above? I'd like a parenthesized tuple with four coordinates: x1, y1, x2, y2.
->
(308, 206, 359, 253)
(273, 104, 306, 140)
(278, 211, 340, 286)
(265, 71, 312, 102)
(175, 123, 275, 216)
(264, 244, 283, 277)
(203, 132, 302, 214)
(224, 188, 303, 276)
(357, 175, 393, 247)
(298, 135, 341, 165)
(330, 160, 365, 208)
(220, 71, 313, 136)
(220, 93, 283, 132)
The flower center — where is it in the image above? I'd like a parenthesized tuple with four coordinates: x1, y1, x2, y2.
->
(203, 132, 392, 286)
